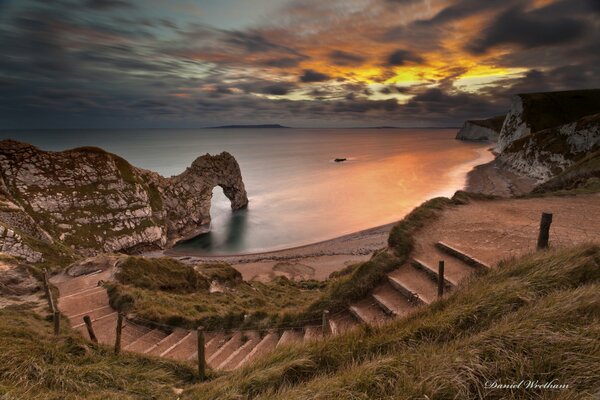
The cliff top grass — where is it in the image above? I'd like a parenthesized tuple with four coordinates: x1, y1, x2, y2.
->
(0, 304, 196, 400)
(470, 114, 505, 132)
(183, 243, 600, 400)
(108, 257, 327, 330)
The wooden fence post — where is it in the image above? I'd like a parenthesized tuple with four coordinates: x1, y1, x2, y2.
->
(43, 270, 56, 313)
(114, 312, 124, 354)
(53, 311, 60, 335)
(322, 310, 330, 336)
(197, 327, 206, 380)
(438, 260, 445, 298)
(83, 315, 98, 343)
(537, 212, 553, 250)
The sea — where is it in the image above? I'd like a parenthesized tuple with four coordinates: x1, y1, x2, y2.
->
(1, 128, 493, 255)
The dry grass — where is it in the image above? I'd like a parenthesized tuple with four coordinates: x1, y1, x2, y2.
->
(182, 244, 600, 400)
(0, 305, 196, 399)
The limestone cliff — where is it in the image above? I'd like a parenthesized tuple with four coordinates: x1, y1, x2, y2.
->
(456, 115, 505, 142)
(0, 140, 248, 260)
(498, 113, 600, 181)
(496, 89, 600, 153)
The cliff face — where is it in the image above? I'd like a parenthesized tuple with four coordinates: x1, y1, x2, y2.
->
(498, 113, 600, 181)
(496, 89, 600, 153)
(494, 89, 600, 182)
(0, 140, 247, 260)
(456, 115, 505, 141)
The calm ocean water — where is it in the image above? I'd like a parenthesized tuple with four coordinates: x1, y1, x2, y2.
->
(1, 128, 492, 254)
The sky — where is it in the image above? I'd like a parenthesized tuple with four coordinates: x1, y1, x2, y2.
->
(0, 0, 599, 129)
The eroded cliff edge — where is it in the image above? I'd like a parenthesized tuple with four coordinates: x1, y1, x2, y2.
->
(0, 140, 248, 261)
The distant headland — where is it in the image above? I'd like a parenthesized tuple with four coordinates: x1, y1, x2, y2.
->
(208, 124, 291, 129)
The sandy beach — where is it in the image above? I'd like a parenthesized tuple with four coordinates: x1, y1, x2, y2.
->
(165, 153, 533, 282)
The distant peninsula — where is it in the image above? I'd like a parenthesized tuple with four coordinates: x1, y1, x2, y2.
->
(209, 124, 291, 129)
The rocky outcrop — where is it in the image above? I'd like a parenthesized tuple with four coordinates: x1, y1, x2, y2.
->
(0, 140, 248, 259)
(496, 89, 600, 153)
(0, 224, 43, 263)
(498, 113, 600, 181)
(493, 89, 600, 182)
(456, 115, 505, 142)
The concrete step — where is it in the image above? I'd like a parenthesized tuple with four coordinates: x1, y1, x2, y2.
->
(436, 241, 490, 271)
(71, 305, 115, 328)
(60, 286, 105, 301)
(236, 331, 279, 369)
(120, 322, 152, 349)
(303, 326, 323, 342)
(414, 243, 476, 284)
(218, 331, 261, 371)
(87, 312, 118, 345)
(163, 331, 198, 361)
(411, 258, 456, 288)
(145, 329, 189, 357)
(388, 264, 437, 305)
(59, 289, 110, 317)
(204, 332, 229, 360)
(349, 298, 389, 326)
(372, 282, 414, 317)
(124, 328, 169, 353)
(276, 329, 304, 348)
(53, 269, 113, 296)
(207, 332, 243, 369)
(328, 311, 359, 335)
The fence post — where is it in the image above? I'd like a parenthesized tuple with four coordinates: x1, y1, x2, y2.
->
(438, 261, 445, 298)
(83, 315, 98, 343)
(53, 311, 60, 335)
(43, 270, 56, 313)
(322, 310, 330, 336)
(114, 312, 124, 354)
(537, 212, 553, 250)
(197, 326, 206, 380)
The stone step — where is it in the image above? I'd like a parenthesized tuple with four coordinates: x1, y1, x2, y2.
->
(86, 312, 118, 345)
(436, 241, 490, 271)
(204, 332, 229, 360)
(145, 329, 189, 357)
(54, 269, 113, 297)
(349, 298, 389, 326)
(71, 305, 115, 328)
(120, 322, 152, 349)
(328, 311, 359, 335)
(388, 264, 437, 305)
(276, 329, 304, 348)
(124, 328, 169, 353)
(59, 289, 110, 317)
(207, 332, 243, 369)
(414, 244, 478, 284)
(236, 331, 280, 369)
(218, 331, 261, 371)
(163, 331, 198, 361)
(303, 326, 323, 342)
(411, 258, 456, 288)
(372, 282, 415, 317)
(60, 286, 105, 301)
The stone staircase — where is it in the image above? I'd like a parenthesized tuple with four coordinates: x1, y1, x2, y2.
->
(50, 240, 483, 370)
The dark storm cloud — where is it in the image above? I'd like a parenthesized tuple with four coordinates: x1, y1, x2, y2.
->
(300, 69, 331, 83)
(385, 49, 423, 66)
(469, 5, 589, 54)
(328, 50, 365, 66)
(85, 0, 133, 10)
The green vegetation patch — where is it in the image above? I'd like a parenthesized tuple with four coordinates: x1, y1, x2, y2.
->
(109, 257, 327, 330)
(184, 244, 600, 400)
(0, 305, 196, 399)
(116, 257, 209, 293)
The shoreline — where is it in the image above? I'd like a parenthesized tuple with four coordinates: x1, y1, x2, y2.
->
(162, 144, 528, 282)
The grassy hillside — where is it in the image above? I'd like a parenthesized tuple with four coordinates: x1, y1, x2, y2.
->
(183, 244, 600, 400)
(108, 257, 327, 330)
(0, 305, 196, 399)
(519, 88, 600, 133)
